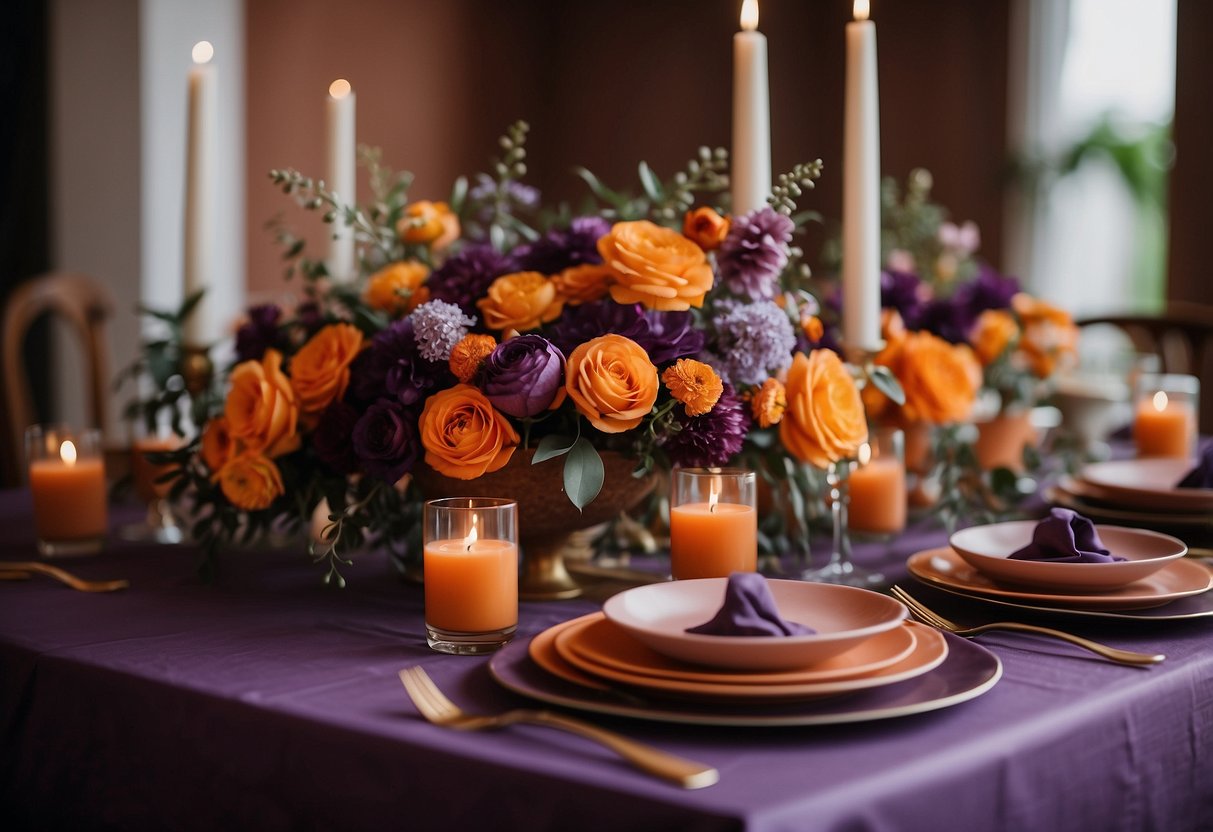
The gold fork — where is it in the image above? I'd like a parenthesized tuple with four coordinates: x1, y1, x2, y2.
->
(397, 666, 718, 789)
(0, 561, 129, 593)
(889, 586, 1164, 667)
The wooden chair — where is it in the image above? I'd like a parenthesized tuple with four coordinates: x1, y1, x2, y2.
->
(2, 272, 115, 483)
(1077, 302, 1213, 433)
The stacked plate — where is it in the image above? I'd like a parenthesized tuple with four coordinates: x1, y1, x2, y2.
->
(488, 579, 1002, 727)
(1047, 458, 1213, 545)
(907, 518, 1213, 621)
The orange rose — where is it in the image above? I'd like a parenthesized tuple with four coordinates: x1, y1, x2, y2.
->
(476, 271, 564, 331)
(217, 452, 284, 511)
(397, 200, 460, 249)
(801, 315, 825, 343)
(290, 323, 365, 415)
(1012, 293, 1077, 378)
(970, 309, 1019, 366)
(552, 263, 613, 305)
(662, 359, 723, 417)
(419, 384, 520, 479)
(780, 351, 868, 468)
(200, 417, 235, 472)
(225, 349, 299, 458)
(682, 207, 730, 251)
(877, 331, 981, 424)
(598, 220, 714, 311)
(364, 260, 430, 316)
(565, 334, 659, 433)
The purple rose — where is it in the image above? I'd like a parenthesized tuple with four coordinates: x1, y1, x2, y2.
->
(352, 399, 420, 485)
(480, 335, 566, 418)
(313, 401, 360, 476)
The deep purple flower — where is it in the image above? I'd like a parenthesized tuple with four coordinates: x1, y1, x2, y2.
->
(921, 266, 1021, 343)
(294, 300, 326, 336)
(513, 216, 611, 275)
(880, 270, 931, 330)
(427, 245, 518, 314)
(660, 384, 749, 468)
(716, 207, 794, 300)
(706, 301, 796, 385)
(234, 305, 286, 363)
(312, 401, 360, 475)
(547, 301, 703, 364)
(480, 335, 566, 418)
(352, 399, 420, 485)
(350, 319, 452, 406)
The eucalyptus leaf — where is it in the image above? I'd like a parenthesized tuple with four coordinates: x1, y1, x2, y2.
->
(573, 166, 626, 209)
(638, 161, 663, 202)
(449, 175, 468, 214)
(563, 437, 604, 511)
(532, 433, 576, 464)
(868, 365, 906, 406)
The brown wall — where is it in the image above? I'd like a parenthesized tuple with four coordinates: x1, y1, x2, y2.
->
(246, 0, 1011, 294)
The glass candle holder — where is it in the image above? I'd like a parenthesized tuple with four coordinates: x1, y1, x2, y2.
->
(1133, 373, 1199, 458)
(121, 425, 185, 544)
(25, 425, 108, 557)
(669, 468, 757, 580)
(848, 426, 907, 537)
(423, 497, 518, 655)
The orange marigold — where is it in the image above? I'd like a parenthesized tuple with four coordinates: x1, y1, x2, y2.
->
(661, 359, 723, 417)
(448, 333, 498, 383)
(682, 206, 730, 251)
(751, 377, 787, 428)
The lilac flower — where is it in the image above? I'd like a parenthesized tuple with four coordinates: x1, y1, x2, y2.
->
(409, 300, 476, 362)
(312, 401, 360, 475)
(469, 173, 541, 224)
(480, 335, 566, 418)
(427, 245, 518, 314)
(716, 207, 794, 300)
(350, 319, 451, 407)
(706, 301, 796, 385)
(513, 216, 611, 275)
(660, 384, 749, 468)
(547, 301, 703, 364)
(234, 305, 286, 363)
(352, 399, 420, 485)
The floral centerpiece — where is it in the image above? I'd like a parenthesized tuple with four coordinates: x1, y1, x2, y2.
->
(164, 124, 870, 584)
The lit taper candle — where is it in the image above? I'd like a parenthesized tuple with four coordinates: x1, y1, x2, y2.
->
(325, 79, 357, 281)
(731, 0, 771, 217)
(842, 0, 882, 353)
(183, 41, 216, 346)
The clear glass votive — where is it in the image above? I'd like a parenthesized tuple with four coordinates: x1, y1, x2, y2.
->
(848, 426, 907, 537)
(423, 497, 518, 655)
(669, 468, 757, 580)
(1133, 373, 1199, 458)
(25, 425, 108, 557)
(122, 424, 185, 544)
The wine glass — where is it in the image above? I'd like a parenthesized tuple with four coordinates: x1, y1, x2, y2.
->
(121, 428, 184, 543)
(800, 444, 885, 587)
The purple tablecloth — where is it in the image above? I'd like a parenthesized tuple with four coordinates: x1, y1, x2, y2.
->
(1, 489, 1211, 831)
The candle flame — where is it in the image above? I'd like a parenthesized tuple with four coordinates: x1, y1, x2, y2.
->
(464, 514, 479, 551)
(854, 0, 870, 21)
(740, 0, 759, 31)
(60, 440, 78, 466)
(329, 78, 352, 99)
(191, 41, 214, 65)
(857, 442, 872, 466)
(1153, 391, 1169, 412)
(708, 482, 720, 513)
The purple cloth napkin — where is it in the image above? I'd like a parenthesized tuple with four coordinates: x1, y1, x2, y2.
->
(1008, 508, 1124, 563)
(685, 572, 816, 637)
(1177, 444, 1213, 489)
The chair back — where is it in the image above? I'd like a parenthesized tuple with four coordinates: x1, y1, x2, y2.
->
(2, 272, 114, 480)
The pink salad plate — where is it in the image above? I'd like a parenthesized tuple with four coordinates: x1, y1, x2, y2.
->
(553, 615, 946, 703)
(907, 548, 1213, 611)
(948, 521, 1187, 591)
(601, 578, 907, 672)
(1077, 458, 1213, 512)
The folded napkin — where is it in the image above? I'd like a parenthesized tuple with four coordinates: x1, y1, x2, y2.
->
(1008, 508, 1124, 563)
(685, 573, 816, 637)
(1177, 444, 1213, 489)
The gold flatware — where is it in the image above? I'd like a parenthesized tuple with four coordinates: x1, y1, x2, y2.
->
(889, 586, 1164, 667)
(397, 666, 718, 789)
(0, 561, 129, 593)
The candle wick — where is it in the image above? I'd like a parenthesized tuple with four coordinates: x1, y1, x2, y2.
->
(709, 502, 717, 514)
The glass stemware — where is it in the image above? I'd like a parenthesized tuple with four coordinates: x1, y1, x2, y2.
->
(800, 456, 884, 587)
(120, 434, 184, 544)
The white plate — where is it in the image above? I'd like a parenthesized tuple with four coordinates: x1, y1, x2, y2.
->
(602, 578, 907, 671)
(1078, 458, 1213, 512)
(490, 630, 1002, 727)
(949, 521, 1186, 591)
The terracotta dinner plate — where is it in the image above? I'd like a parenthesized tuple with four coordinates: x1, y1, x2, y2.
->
(906, 548, 1213, 610)
(1077, 458, 1213, 512)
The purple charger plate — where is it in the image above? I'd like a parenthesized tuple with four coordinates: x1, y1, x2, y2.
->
(488, 631, 1001, 727)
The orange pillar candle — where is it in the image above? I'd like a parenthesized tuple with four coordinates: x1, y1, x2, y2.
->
(670, 501, 758, 579)
(847, 457, 906, 535)
(28, 432, 108, 554)
(424, 538, 518, 634)
(132, 436, 182, 503)
(1134, 391, 1196, 458)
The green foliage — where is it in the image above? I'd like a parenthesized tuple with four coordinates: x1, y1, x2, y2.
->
(575, 146, 730, 226)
